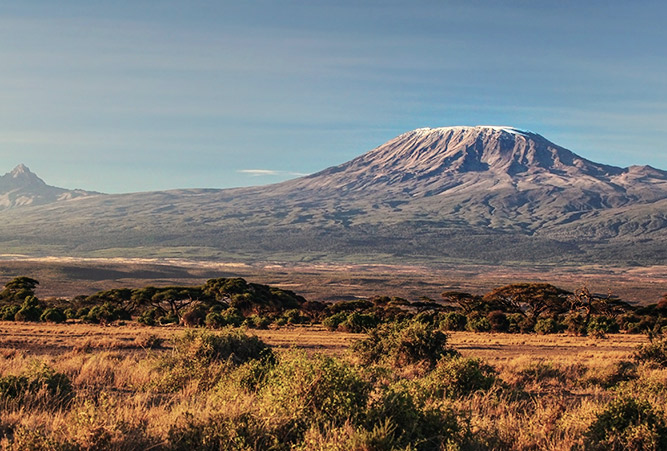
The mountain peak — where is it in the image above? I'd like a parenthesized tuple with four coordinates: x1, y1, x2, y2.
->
(0, 164, 98, 209)
(410, 125, 532, 136)
(2, 164, 45, 187)
(9, 164, 37, 179)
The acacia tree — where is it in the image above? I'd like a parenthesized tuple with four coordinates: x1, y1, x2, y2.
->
(482, 283, 571, 320)
(441, 292, 487, 314)
(568, 287, 631, 320)
(0, 277, 39, 303)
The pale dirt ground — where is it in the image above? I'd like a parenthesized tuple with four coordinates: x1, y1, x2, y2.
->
(0, 257, 664, 305)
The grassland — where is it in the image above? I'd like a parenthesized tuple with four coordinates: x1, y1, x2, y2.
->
(0, 322, 647, 364)
(2, 321, 667, 450)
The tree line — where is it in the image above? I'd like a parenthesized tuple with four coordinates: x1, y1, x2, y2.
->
(0, 276, 665, 336)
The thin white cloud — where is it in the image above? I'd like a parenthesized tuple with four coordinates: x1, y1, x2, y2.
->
(238, 169, 309, 177)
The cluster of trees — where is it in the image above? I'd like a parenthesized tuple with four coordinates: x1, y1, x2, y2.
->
(1, 276, 666, 336)
(0, 276, 307, 326)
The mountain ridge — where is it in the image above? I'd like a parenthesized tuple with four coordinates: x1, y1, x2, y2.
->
(0, 164, 100, 210)
(0, 126, 665, 265)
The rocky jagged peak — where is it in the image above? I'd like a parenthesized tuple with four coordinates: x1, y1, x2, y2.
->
(0, 164, 99, 209)
(1, 164, 46, 188)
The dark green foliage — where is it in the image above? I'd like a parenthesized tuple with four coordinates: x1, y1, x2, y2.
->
(635, 338, 667, 367)
(564, 313, 589, 335)
(328, 299, 374, 314)
(507, 313, 535, 333)
(466, 313, 491, 332)
(168, 412, 277, 451)
(338, 312, 380, 332)
(40, 307, 66, 323)
(487, 310, 510, 332)
(262, 353, 370, 430)
(14, 296, 43, 322)
(352, 321, 457, 368)
(204, 312, 224, 328)
(84, 302, 130, 324)
(246, 314, 272, 329)
(172, 329, 274, 367)
(588, 316, 620, 336)
(440, 312, 467, 331)
(282, 308, 309, 325)
(583, 397, 667, 450)
(158, 329, 275, 391)
(0, 277, 39, 303)
(204, 277, 304, 314)
(137, 307, 160, 326)
(483, 283, 571, 319)
(0, 304, 20, 321)
(0, 362, 73, 408)
(181, 306, 207, 326)
(204, 308, 245, 328)
(534, 317, 560, 334)
(322, 312, 348, 331)
(421, 356, 497, 398)
(366, 383, 463, 450)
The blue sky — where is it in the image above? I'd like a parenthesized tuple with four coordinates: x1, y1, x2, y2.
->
(1, 0, 665, 193)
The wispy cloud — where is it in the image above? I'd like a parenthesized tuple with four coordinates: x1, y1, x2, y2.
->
(238, 169, 309, 177)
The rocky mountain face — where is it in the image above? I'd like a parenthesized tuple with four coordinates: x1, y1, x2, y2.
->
(0, 164, 99, 209)
(0, 127, 665, 265)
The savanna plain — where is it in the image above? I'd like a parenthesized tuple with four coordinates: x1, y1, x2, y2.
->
(1, 260, 667, 450)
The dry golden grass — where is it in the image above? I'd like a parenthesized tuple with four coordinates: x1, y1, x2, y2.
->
(0, 322, 648, 364)
(1, 322, 666, 450)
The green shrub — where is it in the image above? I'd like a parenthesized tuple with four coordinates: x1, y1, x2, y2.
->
(535, 318, 560, 334)
(172, 328, 274, 367)
(283, 308, 309, 325)
(564, 314, 588, 335)
(13, 296, 42, 322)
(260, 353, 370, 440)
(220, 307, 244, 327)
(635, 338, 667, 367)
(366, 382, 464, 450)
(351, 321, 457, 368)
(159, 312, 179, 325)
(158, 329, 274, 391)
(0, 361, 73, 408)
(420, 356, 496, 398)
(137, 307, 159, 326)
(440, 312, 467, 331)
(63, 308, 77, 320)
(322, 312, 348, 331)
(204, 312, 225, 328)
(466, 314, 491, 332)
(0, 304, 20, 321)
(583, 396, 667, 450)
(338, 312, 380, 333)
(588, 316, 620, 336)
(247, 314, 271, 329)
(487, 311, 509, 332)
(507, 313, 535, 333)
(168, 411, 276, 451)
(84, 302, 130, 324)
(40, 307, 66, 323)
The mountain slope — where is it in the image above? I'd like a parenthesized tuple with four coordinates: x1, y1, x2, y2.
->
(0, 164, 100, 209)
(0, 127, 664, 264)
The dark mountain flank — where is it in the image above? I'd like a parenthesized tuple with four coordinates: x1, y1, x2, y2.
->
(1, 127, 665, 264)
